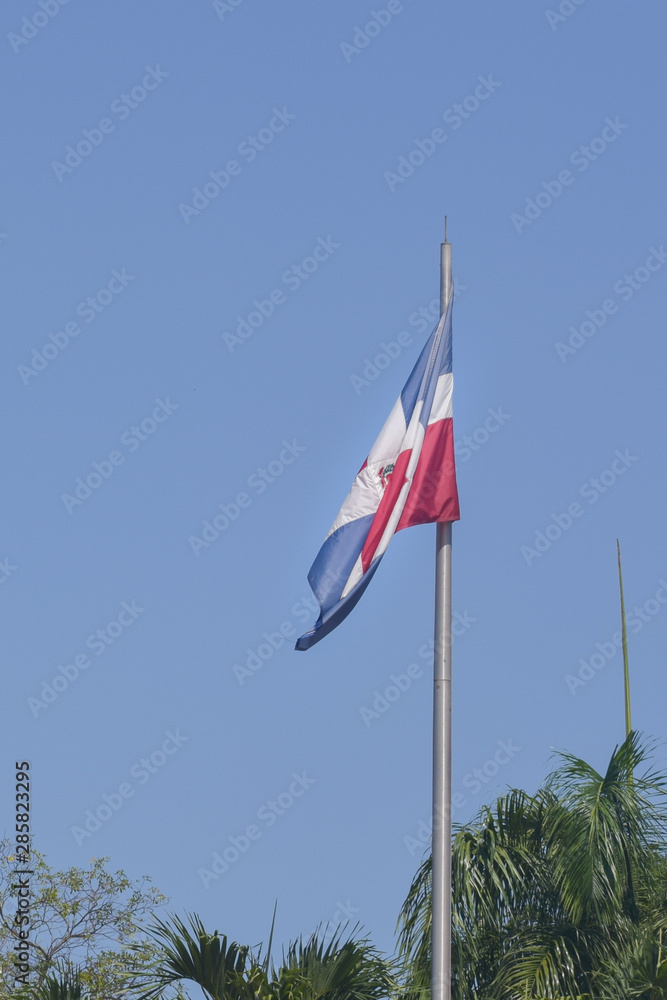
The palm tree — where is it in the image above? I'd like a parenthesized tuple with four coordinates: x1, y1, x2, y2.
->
(136, 911, 396, 1000)
(132, 913, 252, 1000)
(15, 966, 86, 1000)
(16, 962, 142, 999)
(596, 920, 667, 999)
(397, 732, 667, 999)
(38, 974, 83, 1000)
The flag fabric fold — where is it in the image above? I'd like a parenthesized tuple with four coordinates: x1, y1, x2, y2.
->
(296, 296, 459, 651)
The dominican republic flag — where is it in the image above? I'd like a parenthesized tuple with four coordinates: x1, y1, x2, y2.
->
(296, 296, 459, 651)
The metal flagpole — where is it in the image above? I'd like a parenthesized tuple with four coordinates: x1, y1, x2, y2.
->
(431, 220, 453, 1000)
(617, 539, 632, 738)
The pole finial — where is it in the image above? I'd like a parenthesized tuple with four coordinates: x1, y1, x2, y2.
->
(444, 216, 448, 243)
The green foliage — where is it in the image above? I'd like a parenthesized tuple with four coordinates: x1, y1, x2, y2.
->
(137, 912, 397, 1000)
(0, 844, 166, 998)
(32, 966, 84, 1000)
(271, 927, 397, 1000)
(134, 913, 252, 1000)
(397, 732, 667, 1000)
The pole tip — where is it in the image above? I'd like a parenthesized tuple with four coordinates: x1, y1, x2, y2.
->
(444, 216, 448, 243)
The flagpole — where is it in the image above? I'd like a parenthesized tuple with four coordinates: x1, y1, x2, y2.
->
(431, 222, 453, 1000)
(617, 539, 632, 737)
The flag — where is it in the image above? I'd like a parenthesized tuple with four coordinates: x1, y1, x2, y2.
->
(296, 296, 459, 651)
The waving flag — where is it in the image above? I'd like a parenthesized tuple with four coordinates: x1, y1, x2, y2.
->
(296, 296, 459, 651)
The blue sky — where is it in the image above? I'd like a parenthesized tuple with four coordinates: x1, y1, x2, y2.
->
(2, 0, 667, 964)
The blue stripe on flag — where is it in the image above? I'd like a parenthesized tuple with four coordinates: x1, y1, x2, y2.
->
(307, 513, 375, 612)
(418, 300, 453, 428)
(295, 558, 382, 651)
(400, 301, 452, 424)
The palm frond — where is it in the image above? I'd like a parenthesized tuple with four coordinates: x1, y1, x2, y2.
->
(397, 733, 667, 1000)
(272, 926, 396, 1000)
(31, 966, 85, 1000)
(135, 912, 252, 1000)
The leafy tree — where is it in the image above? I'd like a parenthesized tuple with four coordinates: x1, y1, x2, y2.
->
(397, 732, 667, 999)
(0, 844, 166, 998)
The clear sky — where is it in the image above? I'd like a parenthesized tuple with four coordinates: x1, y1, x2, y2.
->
(2, 0, 667, 964)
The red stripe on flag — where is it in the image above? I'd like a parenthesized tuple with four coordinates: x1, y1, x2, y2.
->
(359, 448, 411, 572)
(397, 419, 459, 531)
